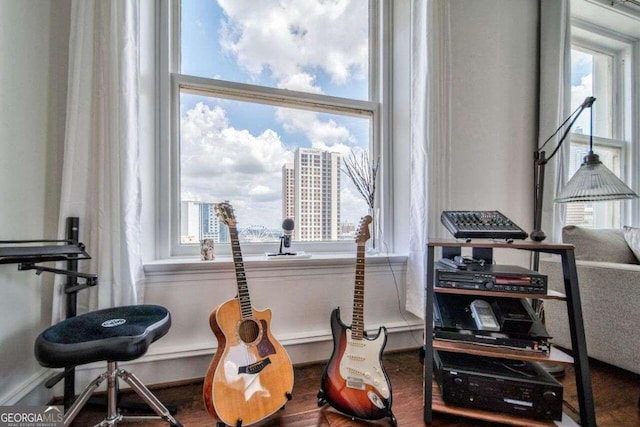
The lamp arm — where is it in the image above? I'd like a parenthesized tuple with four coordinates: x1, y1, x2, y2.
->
(542, 96, 595, 163)
(531, 96, 596, 243)
(536, 96, 595, 155)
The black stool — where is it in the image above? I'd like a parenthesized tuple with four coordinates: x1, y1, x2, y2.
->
(35, 305, 181, 427)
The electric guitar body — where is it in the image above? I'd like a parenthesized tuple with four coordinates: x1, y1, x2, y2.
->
(318, 215, 396, 426)
(320, 307, 392, 420)
(203, 203, 294, 427)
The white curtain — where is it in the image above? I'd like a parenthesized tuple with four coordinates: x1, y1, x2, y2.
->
(53, 0, 142, 322)
(539, 0, 571, 243)
(406, 0, 452, 318)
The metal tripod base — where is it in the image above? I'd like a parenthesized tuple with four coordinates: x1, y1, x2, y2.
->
(63, 361, 182, 427)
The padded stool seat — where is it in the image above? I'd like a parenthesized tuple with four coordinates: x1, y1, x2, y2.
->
(35, 305, 170, 368)
(35, 305, 181, 427)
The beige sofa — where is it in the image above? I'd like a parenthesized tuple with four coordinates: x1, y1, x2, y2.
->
(540, 226, 640, 375)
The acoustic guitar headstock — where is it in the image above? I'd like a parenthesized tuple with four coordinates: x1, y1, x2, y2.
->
(216, 202, 237, 227)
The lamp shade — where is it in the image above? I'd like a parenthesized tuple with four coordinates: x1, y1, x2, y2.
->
(555, 152, 638, 203)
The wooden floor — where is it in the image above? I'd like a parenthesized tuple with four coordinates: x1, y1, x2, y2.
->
(67, 348, 639, 427)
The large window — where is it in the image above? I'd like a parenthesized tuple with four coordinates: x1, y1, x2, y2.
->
(568, 39, 630, 228)
(165, 0, 386, 255)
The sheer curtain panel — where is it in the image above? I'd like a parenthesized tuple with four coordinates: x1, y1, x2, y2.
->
(405, 0, 452, 318)
(539, 0, 571, 243)
(54, 0, 142, 322)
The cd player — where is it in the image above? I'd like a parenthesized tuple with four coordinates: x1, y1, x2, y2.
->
(436, 263, 547, 295)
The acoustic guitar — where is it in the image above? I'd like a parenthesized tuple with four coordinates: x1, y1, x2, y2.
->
(203, 202, 294, 427)
(317, 215, 396, 426)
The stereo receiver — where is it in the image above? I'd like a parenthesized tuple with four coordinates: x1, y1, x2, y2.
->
(436, 263, 547, 295)
(434, 350, 563, 421)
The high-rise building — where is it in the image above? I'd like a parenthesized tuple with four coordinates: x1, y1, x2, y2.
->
(285, 148, 340, 241)
(200, 202, 229, 243)
(180, 200, 201, 244)
(282, 163, 295, 220)
(180, 201, 229, 243)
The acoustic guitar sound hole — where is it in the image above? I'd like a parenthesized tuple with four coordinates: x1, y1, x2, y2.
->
(238, 319, 260, 343)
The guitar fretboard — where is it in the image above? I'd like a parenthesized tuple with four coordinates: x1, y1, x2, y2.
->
(229, 225, 253, 319)
(351, 244, 365, 340)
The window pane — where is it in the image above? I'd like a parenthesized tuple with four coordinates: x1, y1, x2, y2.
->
(180, 0, 369, 100)
(569, 45, 621, 229)
(179, 92, 371, 244)
(570, 48, 613, 139)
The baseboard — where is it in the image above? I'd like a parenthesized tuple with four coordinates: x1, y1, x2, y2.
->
(13, 321, 423, 405)
(2, 368, 53, 406)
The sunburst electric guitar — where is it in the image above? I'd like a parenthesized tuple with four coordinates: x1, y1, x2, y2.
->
(317, 215, 396, 426)
(203, 202, 294, 427)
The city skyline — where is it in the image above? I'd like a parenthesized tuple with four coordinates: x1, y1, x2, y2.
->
(180, 200, 359, 244)
(181, 148, 364, 243)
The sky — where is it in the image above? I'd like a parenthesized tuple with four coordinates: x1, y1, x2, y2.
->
(570, 48, 614, 141)
(179, 0, 372, 232)
(571, 49, 593, 135)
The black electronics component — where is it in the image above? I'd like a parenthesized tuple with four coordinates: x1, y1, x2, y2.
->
(441, 210, 528, 241)
(433, 293, 550, 353)
(433, 350, 563, 421)
(491, 298, 534, 334)
(438, 256, 486, 270)
(436, 263, 548, 295)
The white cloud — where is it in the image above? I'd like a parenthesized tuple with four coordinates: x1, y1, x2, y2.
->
(277, 72, 322, 94)
(275, 107, 358, 154)
(216, 0, 367, 89)
(180, 102, 293, 228)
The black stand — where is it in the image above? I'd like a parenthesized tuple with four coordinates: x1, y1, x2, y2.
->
(423, 240, 596, 427)
(0, 217, 97, 409)
(1, 220, 177, 417)
(64, 218, 80, 408)
(266, 236, 296, 256)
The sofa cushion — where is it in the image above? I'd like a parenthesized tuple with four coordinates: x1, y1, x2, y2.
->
(562, 225, 639, 264)
(623, 226, 640, 263)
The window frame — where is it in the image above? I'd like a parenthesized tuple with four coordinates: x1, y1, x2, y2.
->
(157, 0, 391, 258)
(568, 20, 638, 228)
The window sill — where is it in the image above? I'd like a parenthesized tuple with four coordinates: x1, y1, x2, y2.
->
(144, 252, 408, 276)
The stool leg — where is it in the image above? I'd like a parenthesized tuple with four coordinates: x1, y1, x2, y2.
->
(63, 372, 108, 427)
(106, 362, 122, 425)
(117, 368, 181, 426)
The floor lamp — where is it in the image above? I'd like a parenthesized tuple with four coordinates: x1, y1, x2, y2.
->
(531, 96, 638, 376)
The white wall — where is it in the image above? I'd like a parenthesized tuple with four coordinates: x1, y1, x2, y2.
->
(0, 0, 542, 405)
(70, 255, 419, 388)
(0, 0, 70, 405)
(445, 0, 539, 264)
(447, 0, 537, 222)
